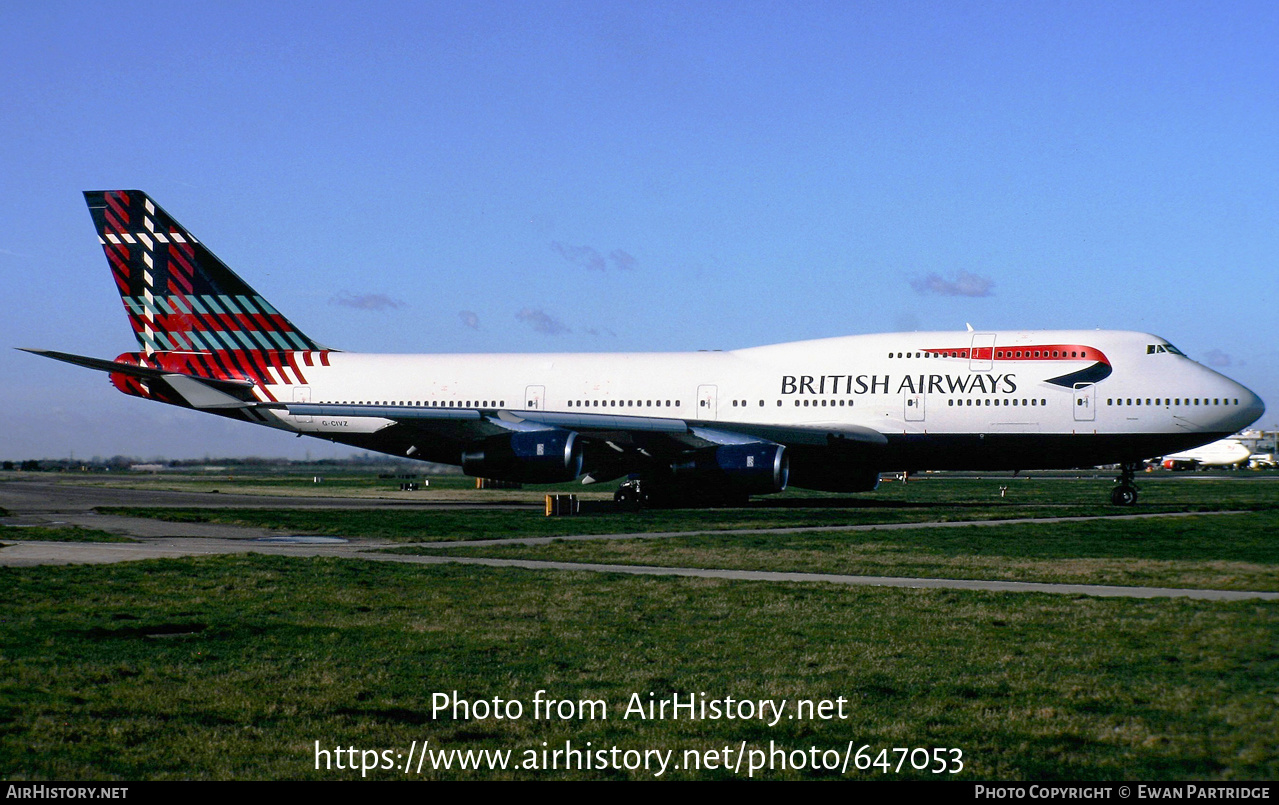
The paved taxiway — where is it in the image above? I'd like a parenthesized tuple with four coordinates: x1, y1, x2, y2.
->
(2, 478, 1276, 601)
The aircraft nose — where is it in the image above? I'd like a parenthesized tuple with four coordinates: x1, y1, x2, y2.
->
(1240, 387, 1265, 427)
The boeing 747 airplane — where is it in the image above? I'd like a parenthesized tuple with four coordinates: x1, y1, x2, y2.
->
(23, 191, 1266, 506)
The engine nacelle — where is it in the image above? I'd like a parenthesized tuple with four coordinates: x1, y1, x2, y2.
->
(787, 459, 881, 492)
(461, 429, 583, 483)
(670, 443, 789, 495)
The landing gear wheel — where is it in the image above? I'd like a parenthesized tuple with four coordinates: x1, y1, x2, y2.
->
(614, 482, 645, 511)
(1109, 462, 1141, 506)
(1110, 485, 1138, 506)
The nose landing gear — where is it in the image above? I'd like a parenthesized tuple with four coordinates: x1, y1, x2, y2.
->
(1110, 462, 1140, 506)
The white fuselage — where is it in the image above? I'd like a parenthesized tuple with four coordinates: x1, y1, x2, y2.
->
(259, 329, 1263, 468)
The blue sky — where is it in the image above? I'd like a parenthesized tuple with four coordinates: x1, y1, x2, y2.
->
(2, 1, 1276, 460)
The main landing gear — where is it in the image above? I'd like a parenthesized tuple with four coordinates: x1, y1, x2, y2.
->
(614, 480, 647, 511)
(613, 479, 750, 510)
(1110, 462, 1141, 506)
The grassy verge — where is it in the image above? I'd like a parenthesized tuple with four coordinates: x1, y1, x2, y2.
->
(89, 504, 1155, 542)
(49, 473, 605, 502)
(405, 511, 1279, 592)
(2, 555, 1275, 780)
(96, 477, 1279, 543)
(0, 526, 137, 543)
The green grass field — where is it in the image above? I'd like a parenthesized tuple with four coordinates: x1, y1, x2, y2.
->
(2, 555, 1276, 780)
(96, 476, 1279, 542)
(0, 526, 137, 543)
(406, 510, 1279, 592)
(2, 474, 1277, 780)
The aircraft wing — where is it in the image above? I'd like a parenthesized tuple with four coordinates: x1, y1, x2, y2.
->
(283, 402, 887, 488)
(284, 402, 887, 448)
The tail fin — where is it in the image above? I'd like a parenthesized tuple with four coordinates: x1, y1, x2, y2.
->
(84, 190, 325, 354)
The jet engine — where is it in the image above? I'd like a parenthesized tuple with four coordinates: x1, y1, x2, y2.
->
(461, 428, 583, 483)
(669, 442, 789, 495)
(786, 458, 881, 492)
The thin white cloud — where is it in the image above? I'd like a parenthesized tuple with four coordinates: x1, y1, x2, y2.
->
(1202, 348, 1233, 367)
(551, 242, 606, 271)
(516, 308, 571, 335)
(551, 243, 639, 272)
(609, 249, 637, 271)
(459, 310, 480, 330)
(329, 291, 405, 311)
(910, 271, 995, 297)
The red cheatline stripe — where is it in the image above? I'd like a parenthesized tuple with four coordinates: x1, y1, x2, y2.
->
(922, 344, 1111, 366)
(319, 351, 331, 367)
(302, 352, 314, 367)
(992, 345, 1110, 365)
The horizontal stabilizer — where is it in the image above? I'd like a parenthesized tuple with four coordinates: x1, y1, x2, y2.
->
(20, 348, 253, 392)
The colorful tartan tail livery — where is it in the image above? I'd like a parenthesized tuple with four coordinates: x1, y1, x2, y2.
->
(85, 190, 324, 355)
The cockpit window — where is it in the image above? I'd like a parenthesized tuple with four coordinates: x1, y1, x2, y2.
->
(1147, 343, 1187, 356)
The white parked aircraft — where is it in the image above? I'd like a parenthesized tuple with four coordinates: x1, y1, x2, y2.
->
(23, 191, 1266, 506)
(1160, 438, 1253, 470)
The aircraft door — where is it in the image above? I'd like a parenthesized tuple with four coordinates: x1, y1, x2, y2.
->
(1073, 383, 1096, 422)
(293, 386, 312, 423)
(969, 333, 996, 372)
(904, 392, 925, 422)
(524, 385, 546, 410)
(697, 384, 718, 420)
